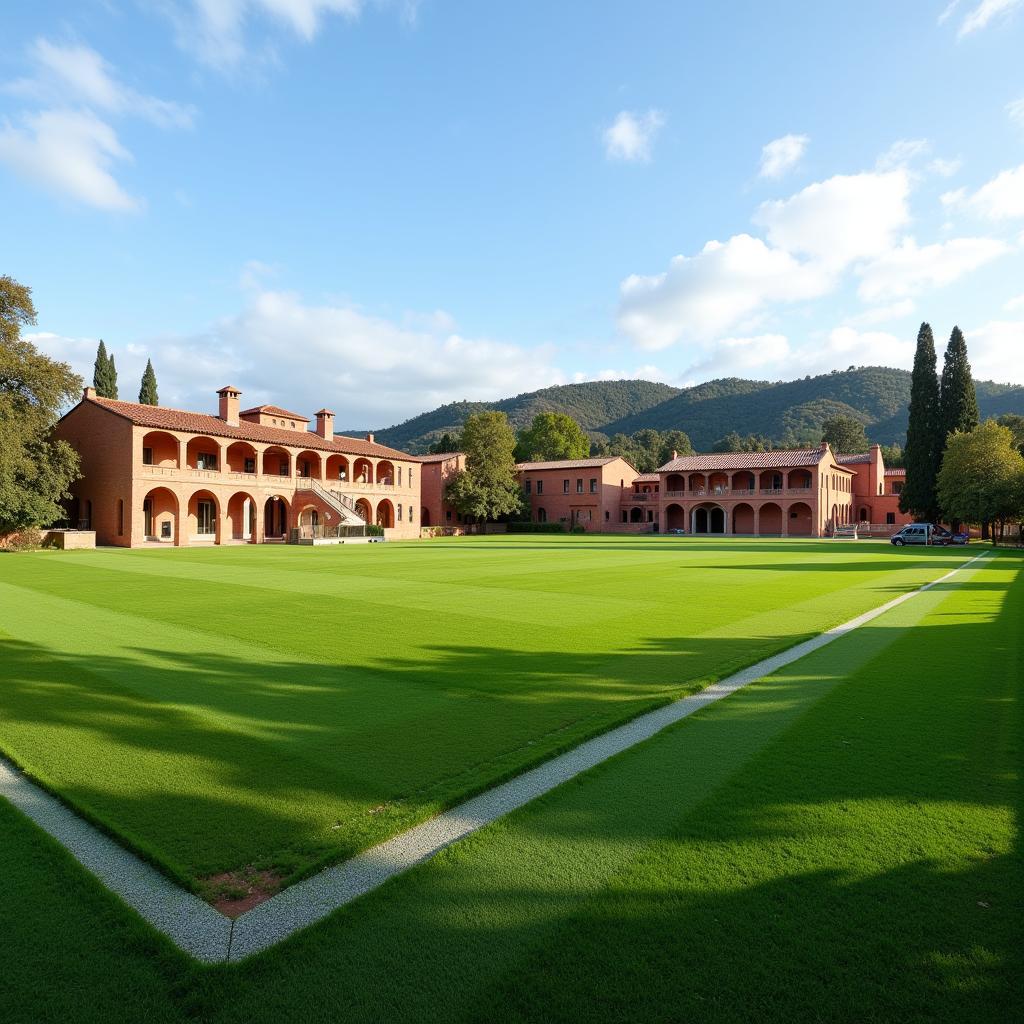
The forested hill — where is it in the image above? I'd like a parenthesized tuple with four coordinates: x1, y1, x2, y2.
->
(602, 367, 1024, 449)
(367, 380, 681, 452)
(363, 367, 1024, 454)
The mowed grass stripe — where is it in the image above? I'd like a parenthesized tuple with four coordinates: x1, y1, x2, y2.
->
(0, 539, 974, 888)
(2, 552, 1017, 1024)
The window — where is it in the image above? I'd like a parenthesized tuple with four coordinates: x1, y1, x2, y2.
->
(197, 452, 218, 471)
(891, 481, 903, 495)
(604, 510, 609, 521)
(525, 479, 532, 494)
(589, 478, 597, 493)
(536, 479, 543, 495)
(886, 512, 896, 525)
(576, 479, 583, 494)
(446, 510, 452, 522)
(563, 479, 569, 494)
(290, 421, 296, 429)
(244, 457, 256, 474)
(409, 506, 414, 522)
(142, 447, 153, 465)
(398, 467, 403, 486)
(398, 504, 403, 521)
(197, 499, 215, 535)
(537, 507, 547, 523)
(117, 499, 124, 536)
(279, 461, 289, 476)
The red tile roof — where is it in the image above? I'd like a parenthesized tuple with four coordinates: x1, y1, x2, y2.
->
(240, 404, 309, 420)
(415, 451, 463, 463)
(884, 467, 906, 476)
(85, 397, 414, 459)
(836, 452, 872, 464)
(633, 473, 660, 482)
(516, 457, 622, 471)
(657, 447, 828, 472)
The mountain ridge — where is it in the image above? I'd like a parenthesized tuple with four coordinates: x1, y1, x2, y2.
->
(364, 367, 1024, 454)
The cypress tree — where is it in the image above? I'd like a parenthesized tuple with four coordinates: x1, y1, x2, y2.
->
(900, 322, 941, 521)
(939, 325, 979, 440)
(93, 340, 111, 396)
(106, 352, 119, 400)
(138, 359, 158, 405)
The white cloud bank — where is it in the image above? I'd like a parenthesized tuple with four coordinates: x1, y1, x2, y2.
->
(603, 109, 665, 163)
(758, 134, 808, 179)
(30, 290, 566, 427)
(956, 0, 1023, 37)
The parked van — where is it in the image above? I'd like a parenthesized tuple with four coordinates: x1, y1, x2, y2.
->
(891, 523, 941, 546)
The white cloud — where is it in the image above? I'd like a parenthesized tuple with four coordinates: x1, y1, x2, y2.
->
(876, 138, 930, 171)
(955, 320, 1024, 383)
(758, 134, 808, 179)
(0, 38, 192, 211)
(857, 236, 1010, 302)
(957, 0, 1023, 37)
(965, 163, 1024, 220)
(603, 109, 665, 163)
(754, 170, 911, 269)
(6, 38, 194, 128)
(846, 299, 917, 326)
(939, 1, 962, 24)
(31, 290, 567, 426)
(0, 109, 140, 211)
(158, 0, 366, 69)
(941, 186, 967, 207)
(1009, 96, 1024, 128)
(617, 234, 830, 350)
(1005, 293, 1024, 311)
(929, 156, 962, 178)
(681, 333, 792, 380)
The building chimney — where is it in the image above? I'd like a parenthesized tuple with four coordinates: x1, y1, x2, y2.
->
(366, 432, 375, 444)
(217, 385, 241, 426)
(83, 386, 96, 401)
(315, 408, 335, 439)
(671, 449, 678, 460)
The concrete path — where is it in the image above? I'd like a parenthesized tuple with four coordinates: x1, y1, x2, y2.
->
(0, 551, 990, 963)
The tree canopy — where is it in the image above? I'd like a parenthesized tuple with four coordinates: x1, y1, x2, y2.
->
(0, 275, 82, 533)
(593, 428, 693, 473)
(901, 323, 942, 520)
(444, 411, 526, 522)
(138, 358, 158, 405)
(428, 431, 461, 454)
(939, 326, 979, 441)
(996, 413, 1024, 455)
(92, 340, 118, 399)
(516, 412, 589, 462)
(937, 420, 1024, 539)
(821, 414, 869, 454)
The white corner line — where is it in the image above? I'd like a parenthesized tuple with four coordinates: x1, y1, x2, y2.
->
(0, 551, 992, 963)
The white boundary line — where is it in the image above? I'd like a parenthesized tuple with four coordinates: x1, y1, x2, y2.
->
(0, 551, 991, 962)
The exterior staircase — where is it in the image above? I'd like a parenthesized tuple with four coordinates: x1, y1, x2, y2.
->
(295, 479, 367, 527)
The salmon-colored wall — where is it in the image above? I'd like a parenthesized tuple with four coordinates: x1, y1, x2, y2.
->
(420, 454, 466, 528)
(518, 458, 638, 530)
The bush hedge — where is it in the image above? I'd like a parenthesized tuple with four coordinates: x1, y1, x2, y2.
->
(506, 522, 566, 534)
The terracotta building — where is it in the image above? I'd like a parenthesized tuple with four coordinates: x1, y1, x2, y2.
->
(649, 444, 851, 536)
(55, 386, 423, 546)
(417, 452, 467, 528)
(516, 457, 640, 529)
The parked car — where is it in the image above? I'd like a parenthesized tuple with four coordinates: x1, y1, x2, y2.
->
(891, 523, 941, 546)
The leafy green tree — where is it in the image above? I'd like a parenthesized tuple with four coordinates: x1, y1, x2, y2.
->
(712, 431, 772, 453)
(901, 323, 942, 520)
(821, 414, 869, 453)
(880, 443, 904, 468)
(428, 431, 461, 454)
(1, 276, 82, 533)
(444, 412, 525, 522)
(656, 429, 694, 466)
(92, 340, 118, 398)
(138, 358, 158, 405)
(937, 420, 1024, 543)
(939, 326, 979, 441)
(995, 414, 1024, 455)
(515, 412, 590, 462)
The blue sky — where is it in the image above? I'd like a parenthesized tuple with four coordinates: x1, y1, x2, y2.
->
(2, 1, 1023, 428)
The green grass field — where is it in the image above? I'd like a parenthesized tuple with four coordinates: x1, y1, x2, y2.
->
(1, 543, 1019, 1023)
(0, 536, 976, 895)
